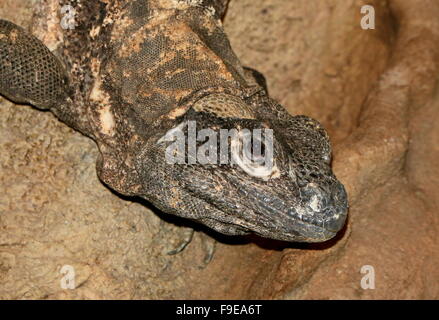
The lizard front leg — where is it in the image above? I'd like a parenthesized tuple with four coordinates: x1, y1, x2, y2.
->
(0, 18, 93, 137)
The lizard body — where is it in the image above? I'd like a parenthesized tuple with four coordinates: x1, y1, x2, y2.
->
(0, 0, 348, 244)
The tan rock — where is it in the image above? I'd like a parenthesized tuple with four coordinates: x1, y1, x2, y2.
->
(0, 0, 437, 299)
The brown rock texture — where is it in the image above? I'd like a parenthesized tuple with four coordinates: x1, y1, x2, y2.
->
(0, 0, 438, 299)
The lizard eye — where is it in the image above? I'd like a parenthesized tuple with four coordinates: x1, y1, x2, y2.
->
(230, 129, 280, 180)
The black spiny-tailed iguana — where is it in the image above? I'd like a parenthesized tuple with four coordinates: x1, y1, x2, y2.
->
(0, 0, 348, 250)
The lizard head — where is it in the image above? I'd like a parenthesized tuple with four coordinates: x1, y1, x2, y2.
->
(138, 93, 348, 243)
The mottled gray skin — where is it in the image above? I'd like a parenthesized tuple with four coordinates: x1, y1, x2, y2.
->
(0, 0, 348, 243)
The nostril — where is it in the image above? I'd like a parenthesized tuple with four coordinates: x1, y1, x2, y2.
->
(308, 194, 321, 212)
(297, 182, 348, 232)
(302, 184, 328, 213)
(301, 182, 347, 216)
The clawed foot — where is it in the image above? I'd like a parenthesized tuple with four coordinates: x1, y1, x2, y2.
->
(199, 232, 216, 266)
(166, 227, 194, 255)
(164, 224, 217, 267)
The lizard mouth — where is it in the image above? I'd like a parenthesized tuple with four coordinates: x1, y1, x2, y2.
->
(241, 205, 347, 242)
(244, 189, 347, 242)
(221, 175, 349, 242)
(185, 173, 348, 242)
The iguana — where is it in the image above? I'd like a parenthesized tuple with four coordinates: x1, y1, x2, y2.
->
(0, 0, 348, 249)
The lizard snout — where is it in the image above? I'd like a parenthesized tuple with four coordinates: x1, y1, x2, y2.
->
(294, 182, 348, 233)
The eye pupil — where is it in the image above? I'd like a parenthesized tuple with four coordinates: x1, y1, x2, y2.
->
(248, 137, 268, 164)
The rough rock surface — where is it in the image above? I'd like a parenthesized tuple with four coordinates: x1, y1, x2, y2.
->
(0, 0, 438, 299)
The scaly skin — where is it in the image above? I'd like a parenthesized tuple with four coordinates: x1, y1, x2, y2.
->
(0, 0, 348, 244)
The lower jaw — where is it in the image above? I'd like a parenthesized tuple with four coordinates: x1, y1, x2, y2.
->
(254, 224, 336, 243)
